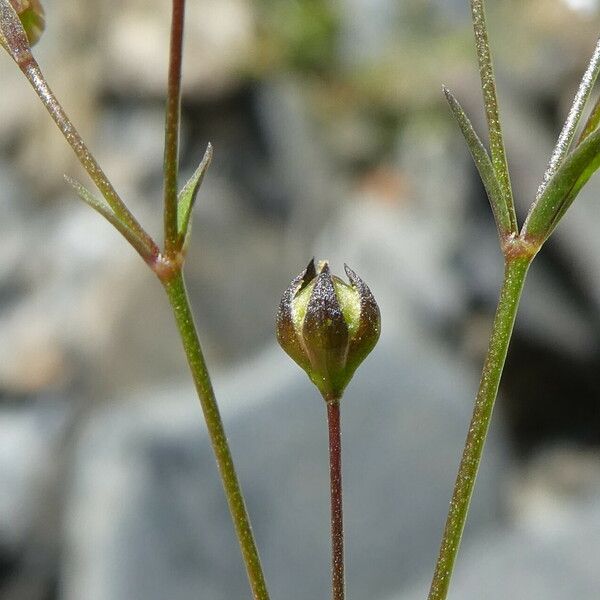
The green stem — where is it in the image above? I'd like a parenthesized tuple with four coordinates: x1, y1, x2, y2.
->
(163, 271, 270, 600)
(163, 0, 185, 254)
(327, 398, 344, 600)
(427, 256, 531, 600)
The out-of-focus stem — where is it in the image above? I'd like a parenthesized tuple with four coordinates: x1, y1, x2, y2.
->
(427, 256, 531, 600)
(163, 0, 185, 254)
(163, 271, 270, 600)
(327, 397, 345, 600)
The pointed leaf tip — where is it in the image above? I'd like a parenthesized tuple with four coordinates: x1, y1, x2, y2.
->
(0, 0, 32, 62)
(176, 143, 213, 248)
(444, 86, 515, 239)
(65, 176, 156, 261)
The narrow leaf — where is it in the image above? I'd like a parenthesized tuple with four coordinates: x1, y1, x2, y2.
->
(577, 94, 600, 147)
(470, 0, 516, 232)
(65, 176, 157, 261)
(176, 143, 213, 246)
(523, 126, 600, 243)
(537, 37, 600, 199)
(443, 86, 513, 237)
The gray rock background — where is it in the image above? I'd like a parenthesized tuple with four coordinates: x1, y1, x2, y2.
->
(1, 0, 600, 599)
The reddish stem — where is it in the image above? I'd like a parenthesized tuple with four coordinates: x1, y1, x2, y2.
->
(163, 0, 185, 254)
(327, 399, 345, 600)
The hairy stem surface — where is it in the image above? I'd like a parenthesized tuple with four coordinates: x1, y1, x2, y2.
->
(427, 256, 531, 600)
(327, 399, 345, 600)
(164, 271, 270, 600)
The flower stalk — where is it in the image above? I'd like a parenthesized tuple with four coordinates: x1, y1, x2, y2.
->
(327, 397, 345, 600)
(276, 261, 380, 600)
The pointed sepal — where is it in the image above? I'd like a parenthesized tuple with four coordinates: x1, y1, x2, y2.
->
(275, 259, 316, 374)
(343, 264, 381, 379)
(302, 263, 350, 395)
(276, 260, 380, 400)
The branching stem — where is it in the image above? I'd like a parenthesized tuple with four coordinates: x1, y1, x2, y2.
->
(427, 256, 531, 600)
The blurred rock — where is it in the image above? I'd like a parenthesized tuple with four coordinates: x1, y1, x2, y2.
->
(104, 0, 255, 99)
(394, 447, 600, 600)
(0, 399, 69, 551)
(61, 326, 506, 600)
(316, 114, 469, 332)
(339, 0, 398, 66)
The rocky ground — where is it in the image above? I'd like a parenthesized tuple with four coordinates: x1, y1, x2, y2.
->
(1, 0, 600, 599)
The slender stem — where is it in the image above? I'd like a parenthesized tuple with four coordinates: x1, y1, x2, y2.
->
(470, 0, 517, 234)
(163, 271, 270, 600)
(163, 0, 185, 254)
(427, 256, 531, 600)
(18, 57, 156, 252)
(327, 398, 345, 600)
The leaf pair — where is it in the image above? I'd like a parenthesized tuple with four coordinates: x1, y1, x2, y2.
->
(445, 7, 600, 252)
(443, 86, 514, 240)
(65, 177, 159, 262)
(66, 143, 212, 260)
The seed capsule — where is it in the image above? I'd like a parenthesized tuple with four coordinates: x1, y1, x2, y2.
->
(276, 259, 381, 400)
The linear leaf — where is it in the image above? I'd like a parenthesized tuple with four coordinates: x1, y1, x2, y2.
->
(523, 126, 600, 243)
(176, 143, 213, 247)
(470, 0, 516, 232)
(65, 176, 156, 261)
(443, 86, 513, 237)
(537, 37, 600, 199)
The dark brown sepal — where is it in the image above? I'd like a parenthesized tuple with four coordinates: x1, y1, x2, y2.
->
(344, 264, 381, 373)
(275, 260, 315, 372)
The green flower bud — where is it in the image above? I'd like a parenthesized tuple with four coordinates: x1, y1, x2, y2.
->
(276, 259, 381, 400)
(10, 0, 44, 46)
